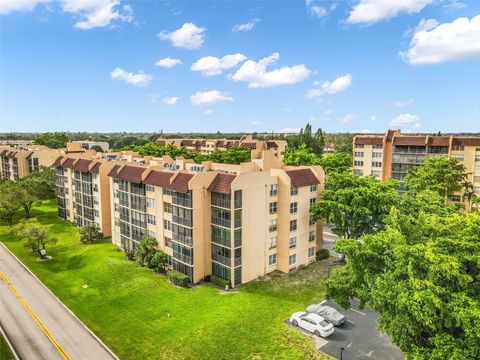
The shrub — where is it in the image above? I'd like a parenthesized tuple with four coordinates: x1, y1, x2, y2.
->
(79, 223, 102, 244)
(210, 274, 230, 289)
(135, 237, 158, 267)
(167, 270, 190, 288)
(316, 248, 329, 260)
(150, 251, 168, 273)
(125, 249, 136, 260)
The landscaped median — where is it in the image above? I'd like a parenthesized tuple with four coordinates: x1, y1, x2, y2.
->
(0, 200, 334, 360)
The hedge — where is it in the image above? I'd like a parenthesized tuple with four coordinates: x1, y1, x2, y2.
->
(167, 270, 190, 288)
(211, 274, 230, 289)
(316, 248, 330, 260)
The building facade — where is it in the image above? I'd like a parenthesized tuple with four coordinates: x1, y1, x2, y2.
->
(0, 147, 59, 181)
(353, 130, 480, 196)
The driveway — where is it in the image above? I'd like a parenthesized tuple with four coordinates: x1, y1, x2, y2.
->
(287, 299, 403, 360)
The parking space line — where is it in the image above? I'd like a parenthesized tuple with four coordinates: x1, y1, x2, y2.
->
(350, 308, 366, 316)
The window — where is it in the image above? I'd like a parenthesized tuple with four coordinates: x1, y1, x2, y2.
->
(147, 214, 156, 225)
(309, 231, 315, 242)
(310, 198, 316, 207)
(354, 160, 364, 166)
(309, 215, 316, 225)
(310, 184, 317, 192)
(452, 145, 464, 151)
(449, 195, 461, 202)
(94, 209, 99, 218)
(146, 197, 155, 208)
(289, 237, 297, 249)
(289, 254, 296, 266)
(269, 237, 277, 249)
(163, 219, 171, 231)
(290, 219, 297, 231)
(164, 237, 172, 248)
(268, 254, 277, 266)
(451, 154, 464, 161)
(355, 144, 364, 149)
(308, 247, 315, 257)
(372, 161, 382, 168)
(354, 169, 363, 176)
(147, 230, 156, 238)
(373, 144, 383, 149)
(269, 184, 278, 196)
(163, 202, 172, 213)
(146, 184, 155, 192)
(475, 155, 480, 162)
(269, 202, 277, 214)
(474, 176, 480, 184)
(290, 186, 298, 196)
(373, 152, 382, 158)
(269, 219, 277, 232)
(354, 152, 364, 157)
(290, 202, 298, 214)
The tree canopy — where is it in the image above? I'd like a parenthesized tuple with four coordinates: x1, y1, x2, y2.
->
(34, 132, 69, 149)
(319, 152, 352, 175)
(79, 223, 102, 244)
(14, 218, 57, 258)
(283, 144, 321, 166)
(0, 181, 22, 226)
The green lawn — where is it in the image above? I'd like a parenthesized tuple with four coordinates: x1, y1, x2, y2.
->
(0, 332, 15, 360)
(0, 201, 334, 360)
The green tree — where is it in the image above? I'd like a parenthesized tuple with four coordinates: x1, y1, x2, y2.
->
(17, 174, 55, 217)
(325, 210, 480, 359)
(79, 223, 102, 244)
(14, 218, 57, 258)
(34, 132, 69, 149)
(0, 181, 22, 226)
(135, 237, 158, 267)
(312, 128, 326, 156)
(462, 181, 477, 213)
(404, 156, 467, 201)
(319, 152, 352, 175)
(207, 147, 251, 164)
(90, 145, 103, 152)
(150, 251, 169, 272)
(311, 173, 400, 239)
(283, 144, 321, 166)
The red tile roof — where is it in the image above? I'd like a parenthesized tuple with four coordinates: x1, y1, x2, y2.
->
(107, 164, 120, 177)
(266, 141, 278, 148)
(181, 140, 194, 147)
(72, 159, 92, 172)
(207, 173, 236, 194)
(241, 142, 257, 149)
(286, 168, 320, 188)
(143, 170, 174, 187)
(393, 136, 427, 146)
(157, 140, 166, 145)
(0, 149, 9, 156)
(167, 173, 193, 193)
(427, 136, 450, 146)
(52, 156, 64, 167)
(354, 136, 383, 145)
(452, 137, 480, 146)
(62, 158, 76, 168)
(109, 164, 146, 184)
(6, 151, 17, 159)
(90, 162, 102, 174)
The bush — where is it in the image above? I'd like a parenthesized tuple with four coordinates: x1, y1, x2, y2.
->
(79, 223, 102, 244)
(316, 248, 330, 260)
(210, 274, 230, 289)
(125, 249, 136, 260)
(150, 251, 168, 273)
(167, 270, 190, 288)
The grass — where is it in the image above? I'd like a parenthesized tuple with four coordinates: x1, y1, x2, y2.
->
(0, 200, 335, 360)
(0, 332, 15, 360)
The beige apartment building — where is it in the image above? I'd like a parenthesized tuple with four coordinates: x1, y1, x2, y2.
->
(353, 129, 480, 197)
(0, 146, 60, 181)
(156, 135, 288, 161)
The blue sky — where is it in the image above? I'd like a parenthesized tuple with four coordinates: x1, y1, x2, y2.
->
(1, 0, 479, 133)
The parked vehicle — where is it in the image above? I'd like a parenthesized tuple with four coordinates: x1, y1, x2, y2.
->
(290, 312, 335, 338)
(306, 304, 346, 326)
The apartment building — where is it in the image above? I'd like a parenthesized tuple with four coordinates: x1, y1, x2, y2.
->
(0, 146, 59, 181)
(54, 156, 114, 236)
(72, 140, 110, 152)
(353, 129, 480, 196)
(156, 135, 287, 161)
(107, 150, 324, 287)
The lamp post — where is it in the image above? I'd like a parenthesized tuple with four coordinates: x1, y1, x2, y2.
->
(340, 347, 345, 360)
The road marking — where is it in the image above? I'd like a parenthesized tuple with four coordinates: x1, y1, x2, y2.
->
(0, 271, 72, 360)
(350, 308, 367, 316)
(347, 342, 353, 348)
(347, 320, 355, 325)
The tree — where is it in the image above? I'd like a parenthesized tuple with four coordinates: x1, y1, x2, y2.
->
(283, 144, 321, 166)
(325, 210, 480, 359)
(150, 251, 169, 272)
(462, 181, 477, 213)
(207, 147, 251, 164)
(34, 132, 69, 149)
(312, 128, 326, 156)
(90, 145, 103, 152)
(135, 237, 158, 267)
(79, 223, 102, 244)
(319, 152, 352, 175)
(404, 156, 467, 202)
(0, 181, 22, 226)
(14, 218, 57, 258)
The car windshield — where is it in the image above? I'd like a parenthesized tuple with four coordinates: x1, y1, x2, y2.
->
(319, 320, 329, 327)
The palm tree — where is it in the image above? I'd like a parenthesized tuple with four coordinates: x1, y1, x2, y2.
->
(462, 181, 476, 213)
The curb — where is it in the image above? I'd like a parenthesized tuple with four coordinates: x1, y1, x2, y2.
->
(0, 242, 119, 360)
(0, 324, 20, 360)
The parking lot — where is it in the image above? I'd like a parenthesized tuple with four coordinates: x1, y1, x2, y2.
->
(287, 299, 403, 360)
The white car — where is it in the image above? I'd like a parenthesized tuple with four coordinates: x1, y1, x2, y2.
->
(290, 311, 335, 338)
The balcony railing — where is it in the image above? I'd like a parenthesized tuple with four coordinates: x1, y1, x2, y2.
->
(172, 197, 192, 208)
(212, 253, 230, 266)
(211, 197, 231, 209)
(172, 233, 193, 247)
(173, 252, 193, 265)
(172, 215, 192, 227)
(212, 216, 231, 228)
(234, 257, 241, 267)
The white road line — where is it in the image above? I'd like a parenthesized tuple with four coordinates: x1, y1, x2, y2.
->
(347, 342, 353, 348)
(350, 308, 367, 316)
(347, 320, 355, 325)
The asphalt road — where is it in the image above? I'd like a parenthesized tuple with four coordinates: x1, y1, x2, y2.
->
(0, 242, 117, 360)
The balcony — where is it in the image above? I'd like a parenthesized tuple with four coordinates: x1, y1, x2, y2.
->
(234, 257, 241, 267)
(172, 215, 192, 227)
(172, 233, 193, 247)
(212, 253, 230, 266)
(173, 251, 193, 265)
(211, 197, 231, 209)
(172, 197, 192, 208)
(212, 216, 231, 228)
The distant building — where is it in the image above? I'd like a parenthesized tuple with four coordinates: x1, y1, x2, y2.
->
(0, 140, 34, 149)
(0, 146, 60, 181)
(72, 141, 110, 152)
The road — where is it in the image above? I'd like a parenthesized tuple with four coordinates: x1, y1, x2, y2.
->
(0, 242, 117, 360)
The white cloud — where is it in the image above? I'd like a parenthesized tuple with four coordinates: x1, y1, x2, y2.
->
(346, 0, 434, 25)
(251, 120, 261, 126)
(203, 109, 214, 115)
(444, 1, 466, 10)
(155, 57, 182, 68)
(338, 114, 356, 123)
(191, 53, 246, 76)
(232, 18, 260, 32)
(278, 127, 301, 133)
(190, 90, 233, 106)
(400, 15, 480, 65)
(162, 96, 178, 105)
(110, 67, 152, 87)
(306, 0, 327, 18)
(63, 0, 133, 30)
(357, 129, 374, 134)
(307, 74, 352, 98)
(370, 115, 376, 120)
(0, 0, 50, 14)
(158, 23, 205, 49)
(394, 98, 415, 107)
(390, 113, 422, 129)
(230, 53, 310, 88)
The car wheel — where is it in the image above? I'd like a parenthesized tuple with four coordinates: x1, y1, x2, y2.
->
(292, 320, 298, 326)
(314, 330, 321, 337)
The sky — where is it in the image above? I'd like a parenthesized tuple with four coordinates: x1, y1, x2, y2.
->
(0, 0, 479, 134)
